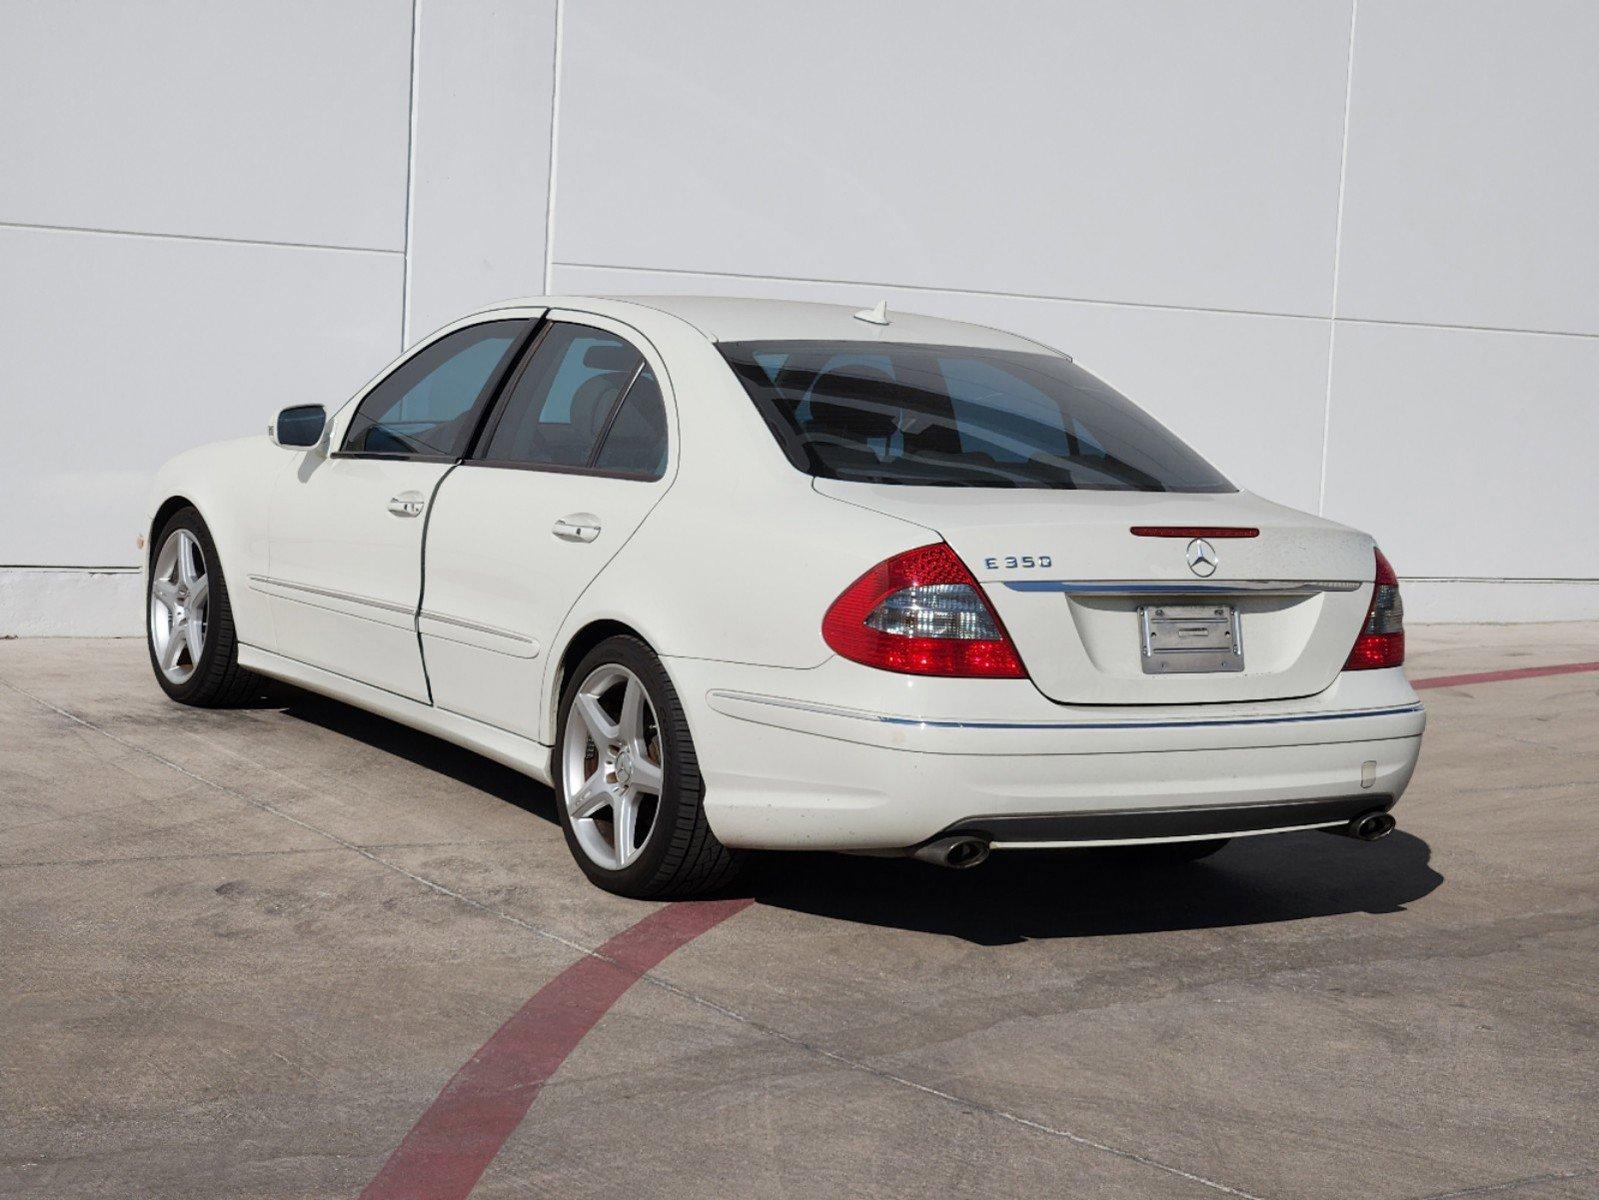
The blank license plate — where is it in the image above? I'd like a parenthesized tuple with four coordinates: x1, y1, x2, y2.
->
(1139, 604, 1244, 674)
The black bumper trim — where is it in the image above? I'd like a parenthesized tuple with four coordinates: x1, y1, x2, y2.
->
(941, 795, 1394, 844)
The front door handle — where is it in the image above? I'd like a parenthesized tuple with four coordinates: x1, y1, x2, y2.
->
(552, 514, 601, 543)
(387, 491, 426, 518)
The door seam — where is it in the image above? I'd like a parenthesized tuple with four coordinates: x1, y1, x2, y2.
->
(414, 462, 459, 706)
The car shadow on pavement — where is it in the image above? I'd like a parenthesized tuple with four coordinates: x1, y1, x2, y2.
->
(745, 832, 1444, 946)
(271, 687, 561, 825)
(263, 683, 1442, 946)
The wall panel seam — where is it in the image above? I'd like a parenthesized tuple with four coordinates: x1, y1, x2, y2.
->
(1333, 314, 1599, 343)
(1316, 0, 1360, 516)
(0, 219, 401, 257)
(400, 0, 422, 348)
(552, 260, 1599, 343)
(542, 0, 565, 293)
(552, 260, 1328, 323)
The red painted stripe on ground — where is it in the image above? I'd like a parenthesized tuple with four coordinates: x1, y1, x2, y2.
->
(359, 896, 753, 1200)
(1413, 660, 1599, 690)
(355, 657, 1596, 1196)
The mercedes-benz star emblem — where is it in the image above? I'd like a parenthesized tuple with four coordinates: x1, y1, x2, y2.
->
(1186, 538, 1219, 577)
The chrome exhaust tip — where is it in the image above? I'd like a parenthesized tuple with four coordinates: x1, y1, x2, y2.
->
(911, 836, 992, 869)
(1342, 810, 1397, 842)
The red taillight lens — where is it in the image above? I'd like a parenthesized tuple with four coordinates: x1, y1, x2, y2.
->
(822, 543, 1027, 678)
(1344, 547, 1405, 670)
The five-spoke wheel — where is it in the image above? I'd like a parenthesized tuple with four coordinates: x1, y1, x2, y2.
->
(145, 507, 261, 706)
(149, 527, 210, 684)
(562, 663, 665, 870)
(555, 635, 742, 898)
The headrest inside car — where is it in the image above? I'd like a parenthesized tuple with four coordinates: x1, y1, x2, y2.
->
(806, 368, 900, 442)
(583, 343, 638, 371)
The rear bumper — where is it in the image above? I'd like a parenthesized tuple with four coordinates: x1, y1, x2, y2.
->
(668, 657, 1425, 851)
(936, 794, 1393, 849)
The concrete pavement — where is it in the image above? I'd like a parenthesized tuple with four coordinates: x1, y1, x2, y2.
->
(2, 626, 1597, 1199)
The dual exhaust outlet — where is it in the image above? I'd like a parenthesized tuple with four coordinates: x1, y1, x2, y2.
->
(911, 836, 992, 870)
(910, 808, 1396, 869)
(1335, 809, 1397, 842)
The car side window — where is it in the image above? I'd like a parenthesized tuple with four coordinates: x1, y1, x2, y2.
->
(342, 320, 525, 458)
(592, 365, 668, 479)
(479, 323, 651, 470)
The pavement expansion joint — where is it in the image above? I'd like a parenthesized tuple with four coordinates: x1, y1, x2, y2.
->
(1406, 1165, 1598, 1200)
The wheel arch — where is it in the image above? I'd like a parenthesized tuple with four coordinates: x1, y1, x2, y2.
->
(144, 435, 289, 654)
(546, 618, 654, 745)
(147, 495, 198, 567)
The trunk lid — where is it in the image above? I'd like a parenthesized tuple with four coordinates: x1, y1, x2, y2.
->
(814, 481, 1374, 704)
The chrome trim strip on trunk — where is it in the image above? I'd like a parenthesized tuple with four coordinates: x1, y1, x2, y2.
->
(1001, 579, 1363, 596)
(706, 690, 1423, 732)
(876, 704, 1422, 731)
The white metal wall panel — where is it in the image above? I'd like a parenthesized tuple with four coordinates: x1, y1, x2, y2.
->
(5, 0, 1598, 627)
(0, 226, 402, 566)
(404, 0, 557, 343)
(0, 1, 414, 251)
(552, 0, 1354, 317)
(1322, 320, 1599, 580)
(1335, 0, 1599, 336)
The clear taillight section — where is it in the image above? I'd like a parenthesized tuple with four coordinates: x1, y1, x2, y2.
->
(865, 583, 1004, 640)
(823, 543, 1026, 678)
(1344, 547, 1405, 670)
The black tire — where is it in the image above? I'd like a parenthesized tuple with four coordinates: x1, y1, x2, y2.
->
(146, 506, 264, 707)
(554, 635, 743, 899)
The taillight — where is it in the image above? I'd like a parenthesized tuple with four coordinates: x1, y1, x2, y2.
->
(822, 543, 1027, 678)
(1344, 547, 1405, 670)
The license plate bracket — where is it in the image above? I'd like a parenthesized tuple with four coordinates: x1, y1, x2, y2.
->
(1139, 603, 1244, 674)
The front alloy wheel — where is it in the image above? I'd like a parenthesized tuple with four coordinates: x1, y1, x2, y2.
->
(149, 527, 210, 684)
(145, 506, 262, 707)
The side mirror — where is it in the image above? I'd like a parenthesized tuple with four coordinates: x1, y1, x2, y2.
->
(270, 404, 327, 449)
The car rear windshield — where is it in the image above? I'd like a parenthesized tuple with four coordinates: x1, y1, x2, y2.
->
(719, 340, 1233, 492)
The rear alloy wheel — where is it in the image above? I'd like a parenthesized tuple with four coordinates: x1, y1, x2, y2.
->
(563, 663, 663, 871)
(556, 636, 742, 898)
(146, 507, 263, 706)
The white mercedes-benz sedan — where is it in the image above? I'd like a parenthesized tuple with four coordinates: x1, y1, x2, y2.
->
(143, 295, 1424, 897)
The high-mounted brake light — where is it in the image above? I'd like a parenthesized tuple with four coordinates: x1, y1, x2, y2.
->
(1130, 526, 1259, 538)
(822, 543, 1027, 678)
(1344, 547, 1405, 670)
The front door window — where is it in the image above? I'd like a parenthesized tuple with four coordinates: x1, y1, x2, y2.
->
(342, 320, 524, 458)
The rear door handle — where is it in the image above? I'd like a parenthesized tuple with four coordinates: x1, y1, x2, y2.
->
(552, 514, 601, 543)
(387, 491, 426, 518)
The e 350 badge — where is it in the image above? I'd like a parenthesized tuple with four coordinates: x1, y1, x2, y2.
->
(983, 554, 1053, 570)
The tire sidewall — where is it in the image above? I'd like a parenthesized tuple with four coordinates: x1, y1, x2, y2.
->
(146, 507, 231, 703)
(554, 635, 699, 894)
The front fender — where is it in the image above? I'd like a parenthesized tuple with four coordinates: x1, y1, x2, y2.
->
(145, 435, 291, 652)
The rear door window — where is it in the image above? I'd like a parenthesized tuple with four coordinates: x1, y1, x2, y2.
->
(592, 366, 668, 479)
(476, 323, 667, 477)
(479, 324, 638, 468)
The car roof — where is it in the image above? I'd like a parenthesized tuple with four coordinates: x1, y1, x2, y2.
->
(468, 294, 1058, 354)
